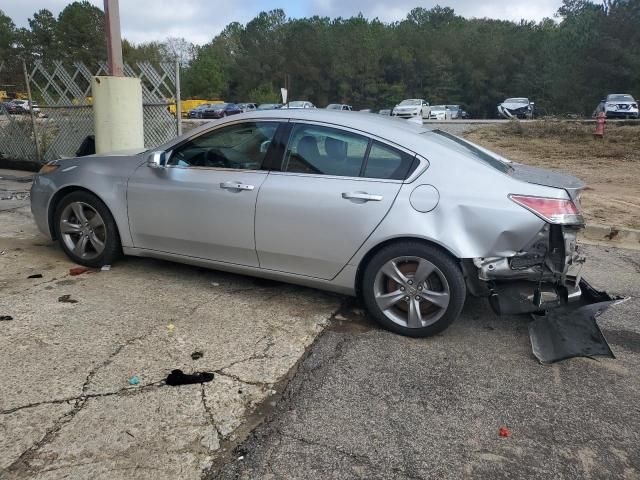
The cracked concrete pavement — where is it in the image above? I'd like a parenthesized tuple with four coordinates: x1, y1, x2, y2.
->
(0, 171, 341, 479)
(215, 244, 640, 479)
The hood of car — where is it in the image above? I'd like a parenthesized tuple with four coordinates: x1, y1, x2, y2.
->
(500, 101, 530, 110)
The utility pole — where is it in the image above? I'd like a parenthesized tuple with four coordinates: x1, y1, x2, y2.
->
(104, 0, 124, 76)
(93, 0, 143, 154)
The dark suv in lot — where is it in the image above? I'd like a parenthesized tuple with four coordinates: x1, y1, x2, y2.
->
(201, 103, 242, 119)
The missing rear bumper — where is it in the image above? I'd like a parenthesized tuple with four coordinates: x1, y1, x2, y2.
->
(528, 279, 622, 364)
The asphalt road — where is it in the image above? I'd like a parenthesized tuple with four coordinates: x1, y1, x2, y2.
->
(214, 244, 640, 480)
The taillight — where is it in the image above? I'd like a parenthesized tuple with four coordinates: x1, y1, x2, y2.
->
(509, 194, 583, 225)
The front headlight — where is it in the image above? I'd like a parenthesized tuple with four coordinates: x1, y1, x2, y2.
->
(38, 162, 59, 175)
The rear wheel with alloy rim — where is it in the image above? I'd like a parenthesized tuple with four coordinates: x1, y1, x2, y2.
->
(362, 242, 466, 337)
(54, 191, 121, 268)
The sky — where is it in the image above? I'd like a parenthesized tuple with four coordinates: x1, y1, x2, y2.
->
(3, 0, 569, 45)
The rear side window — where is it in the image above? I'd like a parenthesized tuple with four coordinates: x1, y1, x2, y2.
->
(363, 141, 416, 180)
(284, 124, 368, 177)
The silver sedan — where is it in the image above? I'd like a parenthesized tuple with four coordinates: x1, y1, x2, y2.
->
(31, 110, 586, 337)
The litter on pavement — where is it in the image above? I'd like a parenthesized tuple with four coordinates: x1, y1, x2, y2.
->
(0, 315, 13, 321)
(27, 273, 43, 279)
(69, 266, 88, 276)
(58, 294, 78, 304)
(191, 351, 204, 360)
(165, 369, 214, 386)
(129, 376, 140, 385)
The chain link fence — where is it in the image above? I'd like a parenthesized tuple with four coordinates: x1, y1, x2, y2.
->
(0, 60, 179, 166)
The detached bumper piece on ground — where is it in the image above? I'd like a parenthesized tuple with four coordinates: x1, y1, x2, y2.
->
(528, 279, 622, 364)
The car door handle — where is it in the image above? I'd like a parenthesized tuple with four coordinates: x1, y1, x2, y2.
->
(341, 192, 383, 202)
(220, 182, 255, 191)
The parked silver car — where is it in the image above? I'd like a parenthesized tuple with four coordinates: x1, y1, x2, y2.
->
(31, 110, 586, 337)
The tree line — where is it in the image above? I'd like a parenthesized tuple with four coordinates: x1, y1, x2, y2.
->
(1, 0, 639, 117)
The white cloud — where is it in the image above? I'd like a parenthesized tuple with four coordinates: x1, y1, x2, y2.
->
(305, 0, 563, 22)
(3, 0, 568, 46)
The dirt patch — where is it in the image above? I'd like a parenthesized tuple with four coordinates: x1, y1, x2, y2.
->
(464, 121, 640, 229)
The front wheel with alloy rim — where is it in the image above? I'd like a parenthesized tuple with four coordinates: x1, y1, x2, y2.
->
(54, 191, 122, 268)
(362, 242, 466, 337)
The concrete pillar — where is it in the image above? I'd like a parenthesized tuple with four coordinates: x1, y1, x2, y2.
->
(92, 76, 144, 154)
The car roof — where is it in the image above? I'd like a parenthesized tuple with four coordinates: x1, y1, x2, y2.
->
(201, 109, 430, 147)
(607, 93, 634, 99)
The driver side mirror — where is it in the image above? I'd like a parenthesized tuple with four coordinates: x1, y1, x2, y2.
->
(147, 151, 167, 169)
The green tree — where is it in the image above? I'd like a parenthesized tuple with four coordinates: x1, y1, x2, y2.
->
(181, 44, 225, 98)
(56, 1, 105, 66)
(0, 9, 15, 60)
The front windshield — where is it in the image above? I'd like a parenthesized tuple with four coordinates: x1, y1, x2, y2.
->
(607, 94, 634, 102)
(288, 101, 305, 108)
(399, 99, 421, 106)
(212, 104, 228, 110)
(447, 105, 459, 110)
(326, 104, 342, 109)
(431, 105, 446, 111)
(504, 98, 528, 104)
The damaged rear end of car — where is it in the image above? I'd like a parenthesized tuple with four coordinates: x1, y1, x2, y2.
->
(475, 213, 585, 316)
(475, 163, 587, 316)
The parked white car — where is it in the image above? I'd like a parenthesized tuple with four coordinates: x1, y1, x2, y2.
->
(600, 94, 639, 119)
(428, 105, 448, 120)
(497, 98, 534, 119)
(237, 103, 258, 113)
(326, 104, 352, 111)
(392, 99, 430, 119)
(282, 101, 315, 109)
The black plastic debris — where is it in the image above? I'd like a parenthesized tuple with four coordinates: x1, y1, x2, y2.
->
(165, 369, 214, 386)
(0, 315, 13, 321)
(191, 351, 204, 360)
(58, 294, 78, 304)
(529, 279, 622, 364)
(27, 274, 43, 279)
(76, 135, 95, 157)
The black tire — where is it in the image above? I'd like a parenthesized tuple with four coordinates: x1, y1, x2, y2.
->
(361, 241, 466, 337)
(54, 190, 122, 268)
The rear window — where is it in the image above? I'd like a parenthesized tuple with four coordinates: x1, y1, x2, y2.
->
(363, 141, 416, 180)
(428, 130, 512, 174)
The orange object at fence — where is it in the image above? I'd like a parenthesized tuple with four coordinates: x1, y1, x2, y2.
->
(594, 112, 606, 137)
